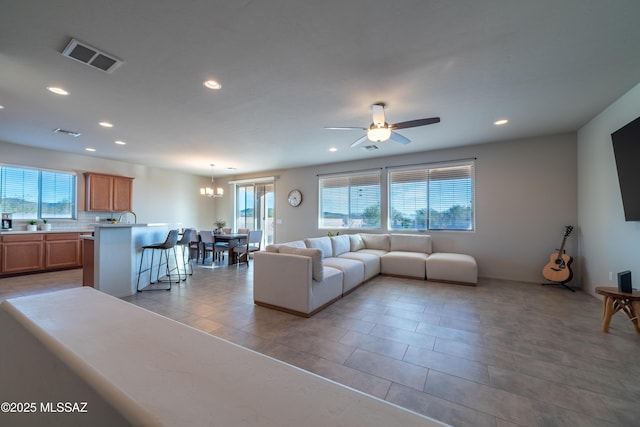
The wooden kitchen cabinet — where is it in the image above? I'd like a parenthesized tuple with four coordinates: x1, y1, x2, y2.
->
(1, 233, 45, 274)
(45, 233, 82, 269)
(1, 232, 86, 275)
(85, 172, 134, 212)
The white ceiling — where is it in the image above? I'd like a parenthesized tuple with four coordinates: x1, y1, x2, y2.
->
(2, 0, 640, 178)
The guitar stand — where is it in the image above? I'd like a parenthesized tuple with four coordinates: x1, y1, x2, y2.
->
(541, 281, 575, 292)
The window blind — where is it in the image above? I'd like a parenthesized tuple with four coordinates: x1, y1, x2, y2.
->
(388, 161, 474, 231)
(0, 166, 77, 219)
(319, 170, 381, 229)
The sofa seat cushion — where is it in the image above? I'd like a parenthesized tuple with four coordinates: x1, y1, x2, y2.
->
(338, 252, 380, 281)
(381, 251, 428, 279)
(309, 267, 344, 312)
(323, 257, 365, 294)
(358, 248, 388, 258)
(426, 253, 478, 285)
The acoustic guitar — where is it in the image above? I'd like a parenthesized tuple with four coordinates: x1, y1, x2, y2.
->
(542, 225, 574, 283)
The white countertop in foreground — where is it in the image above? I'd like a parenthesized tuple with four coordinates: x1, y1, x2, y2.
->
(0, 287, 447, 427)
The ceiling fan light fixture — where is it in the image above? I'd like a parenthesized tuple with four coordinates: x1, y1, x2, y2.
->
(367, 126, 391, 142)
(47, 86, 69, 96)
(203, 80, 222, 90)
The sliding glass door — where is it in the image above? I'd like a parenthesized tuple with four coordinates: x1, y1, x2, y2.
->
(235, 181, 274, 246)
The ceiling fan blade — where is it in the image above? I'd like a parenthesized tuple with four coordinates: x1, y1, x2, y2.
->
(350, 134, 369, 148)
(389, 131, 411, 145)
(391, 117, 440, 130)
(325, 126, 367, 131)
(371, 104, 386, 127)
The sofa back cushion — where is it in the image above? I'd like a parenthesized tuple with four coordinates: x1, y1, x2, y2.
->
(360, 233, 390, 251)
(349, 234, 365, 252)
(265, 240, 307, 253)
(331, 235, 351, 257)
(305, 236, 333, 259)
(390, 234, 432, 254)
(279, 246, 324, 281)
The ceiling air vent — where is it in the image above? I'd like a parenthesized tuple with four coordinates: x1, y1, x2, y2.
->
(53, 128, 81, 137)
(61, 38, 122, 73)
(361, 145, 379, 151)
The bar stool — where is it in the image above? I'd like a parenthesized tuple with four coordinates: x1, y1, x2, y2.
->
(177, 228, 198, 278)
(136, 229, 181, 291)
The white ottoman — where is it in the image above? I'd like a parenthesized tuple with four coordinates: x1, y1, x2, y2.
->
(426, 253, 477, 285)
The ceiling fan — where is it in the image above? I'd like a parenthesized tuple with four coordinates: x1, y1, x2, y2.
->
(325, 103, 440, 147)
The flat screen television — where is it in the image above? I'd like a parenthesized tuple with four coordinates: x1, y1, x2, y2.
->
(611, 115, 640, 221)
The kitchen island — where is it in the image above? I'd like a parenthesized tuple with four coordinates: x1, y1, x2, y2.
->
(89, 223, 170, 297)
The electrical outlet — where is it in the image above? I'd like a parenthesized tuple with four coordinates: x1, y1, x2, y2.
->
(609, 272, 613, 281)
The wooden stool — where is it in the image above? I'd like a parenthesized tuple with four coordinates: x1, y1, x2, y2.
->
(595, 286, 640, 333)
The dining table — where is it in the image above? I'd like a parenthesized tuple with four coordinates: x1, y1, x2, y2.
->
(213, 233, 248, 265)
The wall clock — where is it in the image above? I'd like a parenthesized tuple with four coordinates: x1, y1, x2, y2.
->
(287, 189, 303, 207)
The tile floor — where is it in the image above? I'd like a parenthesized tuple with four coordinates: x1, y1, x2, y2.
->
(1, 262, 639, 426)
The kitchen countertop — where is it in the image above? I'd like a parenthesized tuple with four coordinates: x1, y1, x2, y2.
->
(1, 223, 169, 235)
(1, 229, 93, 235)
(92, 223, 167, 228)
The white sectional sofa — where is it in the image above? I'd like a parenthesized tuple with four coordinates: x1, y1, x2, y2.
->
(254, 233, 477, 317)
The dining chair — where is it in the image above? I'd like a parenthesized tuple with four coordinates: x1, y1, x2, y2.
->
(232, 230, 263, 266)
(189, 232, 201, 265)
(213, 234, 229, 262)
(237, 228, 250, 234)
(199, 230, 214, 264)
(221, 227, 231, 234)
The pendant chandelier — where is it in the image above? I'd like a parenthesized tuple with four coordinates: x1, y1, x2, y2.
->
(200, 163, 223, 198)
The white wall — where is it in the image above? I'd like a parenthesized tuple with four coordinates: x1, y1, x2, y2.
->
(231, 133, 578, 284)
(0, 141, 215, 230)
(577, 82, 640, 296)
(2, 131, 580, 285)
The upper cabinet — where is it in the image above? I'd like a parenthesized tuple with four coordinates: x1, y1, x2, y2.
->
(85, 172, 134, 212)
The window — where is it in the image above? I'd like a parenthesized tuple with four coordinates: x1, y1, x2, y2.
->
(0, 165, 77, 219)
(388, 160, 474, 231)
(319, 170, 381, 229)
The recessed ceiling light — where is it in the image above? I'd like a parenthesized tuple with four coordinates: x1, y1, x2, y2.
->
(99, 121, 114, 128)
(47, 86, 69, 95)
(85, 147, 96, 152)
(203, 80, 222, 90)
(329, 147, 337, 152)
(0, 105, 5, 110)
(494, 119, 509, 126)
(114, 140, 126, 145)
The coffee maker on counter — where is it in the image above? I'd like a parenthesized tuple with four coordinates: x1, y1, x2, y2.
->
(2, 213, 13, 231)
